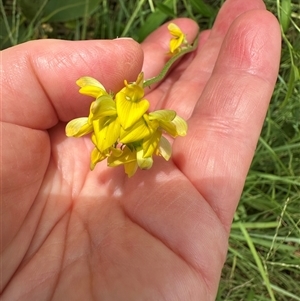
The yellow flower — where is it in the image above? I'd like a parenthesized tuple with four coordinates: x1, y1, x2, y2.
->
(93, 116, 120, 152)
(90, 147, 107, 170)
(143, 132, 173, 162)
(107, 146, 138, 177)
(65, 77, 112, 138)
(167, 23, 187, 54)
(142, 128, 162, 157)
(107, 145, 153, 177)
(91, 95, 120, 151)
(107, 130, 174, 177)
(139, 110, 187, 161)
(119, 115, 158, 144)
(65, 94, 118, 141)
(115, 72, 149, 129)
(76, 76, 107, 98)
(149, 109, 188, 137)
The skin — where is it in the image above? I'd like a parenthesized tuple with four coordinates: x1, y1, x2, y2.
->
(1, 0, 281, 300)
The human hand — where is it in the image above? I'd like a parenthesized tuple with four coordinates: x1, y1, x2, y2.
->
(1, 0, 281, 300)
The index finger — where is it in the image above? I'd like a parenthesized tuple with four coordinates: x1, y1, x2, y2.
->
(1, 39, 143, 129)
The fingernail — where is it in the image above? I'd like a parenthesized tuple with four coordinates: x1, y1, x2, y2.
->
(113, 37, 134, 40)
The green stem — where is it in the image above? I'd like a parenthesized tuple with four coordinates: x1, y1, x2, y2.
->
(121, 0, 146, 37)
(143, 33, 200, 88)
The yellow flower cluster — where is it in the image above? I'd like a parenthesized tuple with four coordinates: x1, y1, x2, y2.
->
(66, 72, 187, 177)
(65, 23, 192, 177)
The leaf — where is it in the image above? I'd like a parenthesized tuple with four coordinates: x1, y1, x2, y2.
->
(19, 0, 48, 20)
(189, 0, 216, 18)
(280, 64, 299, 109)
(280, 0, 292, 33)
(137, 0, 173, 42)
(156, 3, 176, 18)
(42, 0, 100, 22)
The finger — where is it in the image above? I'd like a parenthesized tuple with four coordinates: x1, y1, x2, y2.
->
(174, 10, 281, 231)
(211, 0, 266, 37)
(1, 39, 143, 129)
(151, 0, 267, 118)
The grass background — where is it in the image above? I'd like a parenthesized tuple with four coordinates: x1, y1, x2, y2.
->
(1, 0, 299, 300)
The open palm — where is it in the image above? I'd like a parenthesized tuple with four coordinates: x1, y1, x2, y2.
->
(1, 0, 281, 300)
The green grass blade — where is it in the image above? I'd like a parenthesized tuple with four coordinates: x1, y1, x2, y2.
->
(235, 213, 277, 301)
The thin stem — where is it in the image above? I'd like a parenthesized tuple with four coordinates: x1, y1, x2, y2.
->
(143, 33, 199, 88)
(0, 0, 16, 45)
(121, 0, 146, 37)
(81, 0, 90, 40)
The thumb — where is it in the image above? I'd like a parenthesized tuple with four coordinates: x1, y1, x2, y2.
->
(1, 38, 144, 129)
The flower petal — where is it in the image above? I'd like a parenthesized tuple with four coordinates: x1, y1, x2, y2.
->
(169, 38, 184, 54)
(137, 148, 153, 169)
(148, 110, 178, 136)
(120, 117, 155, 144)
(116, 92, 149, 129)
(168, 23, 185, 53)
(93, 117, 120, 152)
(168, 23, 183, 37)
(158, 119, 177, 137)
(120, 83, 144, 102)
(172, 115, 188, 136)
(110, 147, 123, 157)
(124, 161, 138, 178)
(149, 110, 176, 122)
(135, 72, 144, 88)
(143, 129, 162, 157)
(79, 86, 107, 98)
(157, 136, 172, 161)
(91, 95, 117, 118)
(76, 77, 107, 98)
(65, 117, 92, 137)
(76, 76, 106, 90)
(107, 146, 136, 167)
(90, 147, 106, 170)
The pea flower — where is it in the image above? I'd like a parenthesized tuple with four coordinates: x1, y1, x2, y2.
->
(167, 23, 188, 54)
(65, 23, 196, 177)
(65, 77, 109, 138)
